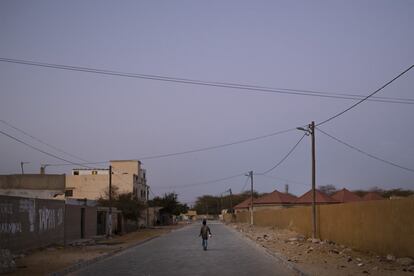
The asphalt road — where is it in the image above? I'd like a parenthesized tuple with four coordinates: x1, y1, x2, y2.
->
(73, 221, 294, 276)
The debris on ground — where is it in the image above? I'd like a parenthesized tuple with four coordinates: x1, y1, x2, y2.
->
(230, 223, 413, 276)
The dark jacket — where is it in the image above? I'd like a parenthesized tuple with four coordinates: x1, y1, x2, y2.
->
(199, 225, 211, 239)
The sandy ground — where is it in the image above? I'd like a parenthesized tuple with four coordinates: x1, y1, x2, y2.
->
(230, 223, 414, 276)
(8, 225, 183, 276)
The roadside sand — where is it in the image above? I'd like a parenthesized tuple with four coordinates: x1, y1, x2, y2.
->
(231, 223, 413, 276)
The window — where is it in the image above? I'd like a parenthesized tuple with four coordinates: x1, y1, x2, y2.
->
(73, 171, 79, 175)
(65, 190, 73, 197)
(92, 170, 98, 175)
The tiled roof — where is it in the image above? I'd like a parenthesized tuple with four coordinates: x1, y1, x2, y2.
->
(234, 198, 254, 209)
(295, 189, 339, 204)
(363, 192, 384, 201)
(254, 189, 297, 205)
(332, 188, 362, 203)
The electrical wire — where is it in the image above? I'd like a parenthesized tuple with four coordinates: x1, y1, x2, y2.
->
(44, 127, 297, 166)
(1, 57, 414, 104)
(0, 129, 93, 169)
(257, 134, 306, 175)
(0, 119, 90, 163)
(151, 173, 245, 190)
(316, 127, 414, 173)
(240, 176, 250, 193)
(317, 65, 414, 126)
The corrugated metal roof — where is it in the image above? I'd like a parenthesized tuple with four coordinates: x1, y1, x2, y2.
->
(332, 188, 362, 203)
(254, 189, 297, 205)
(295, 189, 339, 204)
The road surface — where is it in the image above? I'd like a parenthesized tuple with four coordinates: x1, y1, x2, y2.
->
(73, 221, 294, 276)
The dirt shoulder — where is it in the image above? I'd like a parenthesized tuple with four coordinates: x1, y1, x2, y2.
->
(9, 224, 184, 276)
(229, 223, 414, 276)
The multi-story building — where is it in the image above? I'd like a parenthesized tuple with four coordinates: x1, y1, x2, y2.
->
(65, 160, 148, 202)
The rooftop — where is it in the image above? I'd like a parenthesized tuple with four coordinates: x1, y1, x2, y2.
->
(363, 192, 384, 201)
(254, 189, 297, 205)
(295, 189, 339, 204)
(332, 188, 362, 203)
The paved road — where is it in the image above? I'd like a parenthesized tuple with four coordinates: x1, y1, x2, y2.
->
(73, 222, 294, 276)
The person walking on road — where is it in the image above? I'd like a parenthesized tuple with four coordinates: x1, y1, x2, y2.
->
(199, 219, 212, 251)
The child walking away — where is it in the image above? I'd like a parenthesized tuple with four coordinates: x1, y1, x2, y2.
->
(199, 219, 212, 251)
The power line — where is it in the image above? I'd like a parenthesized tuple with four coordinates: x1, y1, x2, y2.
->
(151, 173, 245, 190)
(0, 129, 92, 169)
(257, 134, 306, 175)
(1, 57, 414, 104)
(240, 176, 250, 193)
(316, 127, 414, 173)
(0, 119, 90, 163)
(317, 65, 414, 126)
(45, 127, 297, 166)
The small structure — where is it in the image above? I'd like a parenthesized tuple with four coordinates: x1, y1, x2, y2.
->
(233, 198, 254, 214)
(331, 188, 362, 203)
(363, 192, 384, 201)
(253, 189, 297, 210)
(295, 189, 339, 205)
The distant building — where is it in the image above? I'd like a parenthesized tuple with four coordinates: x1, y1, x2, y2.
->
(234, 198, 254, 214)
(295, 189, 339, 205)
(253, 189, 298, 210)
(362, 192, 384, 201)
(0, 174, 65, 199)
(331, 188, 362, 203)
(65, 160, 148, 202)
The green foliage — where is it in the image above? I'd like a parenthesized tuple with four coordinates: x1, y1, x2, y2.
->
(194, 190, 262, 215)
(98, 186, 145, 222)
(148, 192, 189, 216)
(352, 187, 414, 198)
(318, 184, 337, 195)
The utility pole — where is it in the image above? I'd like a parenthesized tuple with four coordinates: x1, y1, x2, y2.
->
(20, 162, 29, 174)
(297, 121, 317, 239)
(248, 171, 254, 225)
(229, 188, 233, 213)
(310, 121, 317, 239)
(146, 186, 149, 227)
(108, 165, 112, 238)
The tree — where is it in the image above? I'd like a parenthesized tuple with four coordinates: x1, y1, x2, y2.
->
(318, 184, 337, 195)
(98, 186, 145, 223)
(148, 192, 188, 216)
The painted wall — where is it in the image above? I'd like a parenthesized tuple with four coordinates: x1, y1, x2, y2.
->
(230, 198, 414, 257)
(64, 204, 97, 242)
(0, 195, 64, 252)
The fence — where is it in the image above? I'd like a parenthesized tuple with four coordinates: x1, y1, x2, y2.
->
(225, 198, 414, 257)
(0, 195, 65, 252)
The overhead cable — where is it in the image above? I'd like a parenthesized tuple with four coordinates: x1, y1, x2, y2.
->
(317, 127, 414, 173)
(317, 65, 414, 126)
(1, 57, 414, 104)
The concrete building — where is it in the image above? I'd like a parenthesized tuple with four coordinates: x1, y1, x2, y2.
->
(0, 174, 65, 199)
(65, 160, 148, 202)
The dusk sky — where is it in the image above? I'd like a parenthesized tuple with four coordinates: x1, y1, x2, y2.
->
(1, 1, 413, 205)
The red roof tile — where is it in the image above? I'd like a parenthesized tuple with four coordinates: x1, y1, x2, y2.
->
(332, 188, 362, 203)
(254, 189, 297, 205)
(295, 189, 339, 204)
(363, 192, 384, 201)
(234, 198, 254, 209)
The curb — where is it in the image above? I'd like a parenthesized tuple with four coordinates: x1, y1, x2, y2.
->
(224, 223, 309, 276)
(50, 226, 187, 276)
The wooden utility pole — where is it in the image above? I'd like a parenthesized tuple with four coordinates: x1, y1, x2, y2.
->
(310, 121, 317, 239)
(249, 171, 254, 225)
(229, 188, 233, 213)
(108, 165, 113, 237)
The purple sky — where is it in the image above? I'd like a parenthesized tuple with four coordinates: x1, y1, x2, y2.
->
(1, 1, 413, 205)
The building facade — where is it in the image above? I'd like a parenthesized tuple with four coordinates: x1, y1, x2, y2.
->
(65, 160, 148, 202)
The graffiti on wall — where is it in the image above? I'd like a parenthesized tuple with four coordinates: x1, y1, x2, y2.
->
(38, 206, 64, 232)
(0, 222, 22, 234)
(19, 199, 36, 232)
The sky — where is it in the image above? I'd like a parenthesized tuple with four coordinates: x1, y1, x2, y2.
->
(0, 1, 413, 205)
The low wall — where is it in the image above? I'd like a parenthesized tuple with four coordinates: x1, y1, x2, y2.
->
(65, 205, 97, 242)
(0, 195, 65, 252)
(232, 198, 414, 257)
